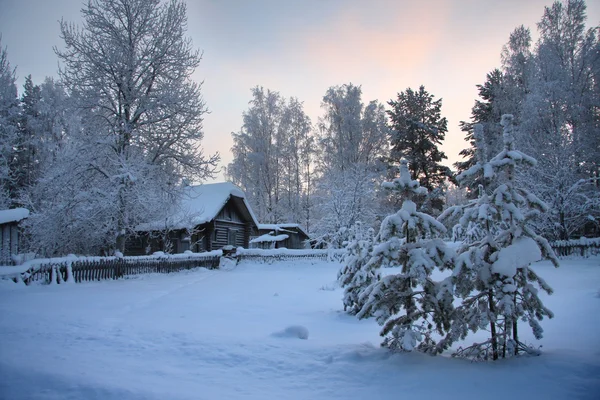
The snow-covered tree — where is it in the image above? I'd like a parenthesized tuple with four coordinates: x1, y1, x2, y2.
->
(518, 0, 600, 238)
(458, 0, 599, 236)
(387, 85, 451, 211)
(440, 118, 559, 360)
(54, 0, 218, 253)
(312, 164, 379, 245)
(227, 87, 314, 228)
(338, 221, 377, 314)
(0, 39, 20, 207)
(312, 83, 388, 244)
(357, 159, 454, 353)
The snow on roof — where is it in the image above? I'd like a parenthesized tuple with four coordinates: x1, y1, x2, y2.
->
(257, 223, 308, 237)
(137, 182, 259, 231)
(250, 233, 289, 244)
(0, 208, 29, 225)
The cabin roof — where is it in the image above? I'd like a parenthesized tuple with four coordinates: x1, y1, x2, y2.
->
(137, 182, 259, 231)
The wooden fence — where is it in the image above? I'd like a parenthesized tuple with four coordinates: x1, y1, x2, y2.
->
(23, 255, 220, 285)
(238, 253, 329, 263)
(236, 249, 345, 264)
(550, 241, 600, 258)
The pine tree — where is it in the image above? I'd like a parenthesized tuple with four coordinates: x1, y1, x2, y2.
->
(456, 69, 509, 195)
(338, 221, 377, 314)
(387, 86, 451, 211)
(439, 117, 559, 360)
(357, 159, 454, 353)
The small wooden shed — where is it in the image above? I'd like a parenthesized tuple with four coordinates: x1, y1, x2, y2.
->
(127, 183, 259, 255)
(0, 208, 29, 265)
(254, 224, 309, 249)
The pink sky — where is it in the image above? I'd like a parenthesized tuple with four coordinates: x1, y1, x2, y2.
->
(1, 0, 599, 180)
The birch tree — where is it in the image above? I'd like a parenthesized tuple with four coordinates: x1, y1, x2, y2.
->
(55, 0, 217, 253)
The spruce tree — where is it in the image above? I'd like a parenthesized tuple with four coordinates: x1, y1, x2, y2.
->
(387, 86, 451, 211)
(439, 117, 559, 360)
(338, 221, 377, 314)
(357, 160, 454, 353)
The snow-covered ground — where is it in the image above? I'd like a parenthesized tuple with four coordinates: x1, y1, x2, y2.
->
(0, 256, 599, 399)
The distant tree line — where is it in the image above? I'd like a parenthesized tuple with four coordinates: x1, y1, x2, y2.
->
(228, 0, 599, 245)
(0, 0, 598, 258)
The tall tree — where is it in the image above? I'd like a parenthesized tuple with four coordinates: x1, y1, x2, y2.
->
(313, 83, 388, 243)
(457, 0, 600, 238)
(357, 159, 454, 353)
(54, 0, 217, 253)
(227, 87, 313, 227)
(387, 85, 450, 211)
(440, 118, 559, 360)
(0, 38, 20, 208)
(520, 0, 600, 238)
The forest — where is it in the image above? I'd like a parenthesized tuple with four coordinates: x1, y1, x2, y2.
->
(0, 0, 598, 259)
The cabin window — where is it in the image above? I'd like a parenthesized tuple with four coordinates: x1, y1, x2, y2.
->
(228, 229, 237, 246)
(213, 229, 218, 242)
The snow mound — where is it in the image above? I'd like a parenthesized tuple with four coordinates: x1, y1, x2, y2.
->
(272, 325, 309, 340)
(219, 257, 237, 271)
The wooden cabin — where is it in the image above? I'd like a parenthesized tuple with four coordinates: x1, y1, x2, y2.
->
(253, 224, 310, 249)
(126, 183, 259, 255)
(0, 208, 29, 265)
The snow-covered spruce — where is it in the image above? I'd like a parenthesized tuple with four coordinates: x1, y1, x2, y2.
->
(357, 159, 454, 354)
(337, 221, 377, 314)
(439, 118, 559, 360)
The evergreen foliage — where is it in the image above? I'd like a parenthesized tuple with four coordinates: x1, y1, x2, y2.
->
(387, 86, 451, 211)
(440, 117, 559, 360)
(357, 160, 454, 353)
(338, 221, 377, 314)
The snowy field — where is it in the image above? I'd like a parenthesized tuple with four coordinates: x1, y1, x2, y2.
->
(0, 256, 599, 400)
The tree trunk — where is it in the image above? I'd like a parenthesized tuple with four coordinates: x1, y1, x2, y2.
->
(513, 291, 519, 355)
(488, 289, 498, 360)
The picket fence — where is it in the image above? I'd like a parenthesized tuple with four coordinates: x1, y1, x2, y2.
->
(236, 249, 344, 264)
(22, 255, 220, 285)
(15, 249, 343, 285)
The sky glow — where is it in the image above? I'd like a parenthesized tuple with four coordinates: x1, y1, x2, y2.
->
(1, 0, 598, 180)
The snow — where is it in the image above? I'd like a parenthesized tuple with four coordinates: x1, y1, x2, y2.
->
(136, 182, 259, 231)
(0, 208, 29, 224)
(0, 256, 599, 399)
(492, 237, 542, 277)
(272, 325, 310, 340)
(250, 233, 289, 243)
(258, 223, 309, 237)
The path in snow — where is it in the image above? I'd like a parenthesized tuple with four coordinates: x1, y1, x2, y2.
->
(0, 258, 599, 399)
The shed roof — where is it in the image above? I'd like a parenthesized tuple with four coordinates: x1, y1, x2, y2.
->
(257, 223, 309, 238)
(0, 208, 29, 225)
